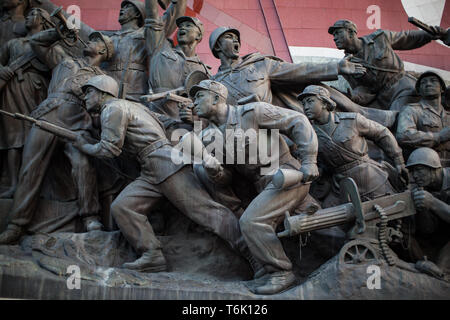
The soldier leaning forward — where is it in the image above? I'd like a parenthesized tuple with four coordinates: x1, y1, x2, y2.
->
(188, 79, 319, 295)
(73, 75, 260, 276)
(298, 85, 408, 208)
(0, 29, 114, 244)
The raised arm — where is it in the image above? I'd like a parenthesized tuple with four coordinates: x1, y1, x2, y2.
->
(145, 0, 187, 55)
(30, 28, 69, 70)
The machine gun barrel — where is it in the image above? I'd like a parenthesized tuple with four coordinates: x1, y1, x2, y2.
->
(278, 191, 415, 238)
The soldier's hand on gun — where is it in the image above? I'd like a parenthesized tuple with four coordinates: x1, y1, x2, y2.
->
(300, 163, 319, 183)
(428, 26, 448, 40)
(179, 102, 194, 124)
(338, 55, 366, 76)
(412, 187, 434, 211)
(203, 155, 223, 178)
(73, 133, 91, 150)
(0, 66, 14, 81)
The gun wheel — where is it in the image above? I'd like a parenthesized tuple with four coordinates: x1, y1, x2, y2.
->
(339, 240, 379, 265)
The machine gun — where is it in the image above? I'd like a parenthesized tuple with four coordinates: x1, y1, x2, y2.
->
(277, 177, 416, 266)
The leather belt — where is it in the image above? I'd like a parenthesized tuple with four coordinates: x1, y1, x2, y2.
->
(137, 138, 171, 163)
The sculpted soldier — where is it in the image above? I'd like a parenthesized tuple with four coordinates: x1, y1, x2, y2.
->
(73, 75, 259, 274)
(328, 19, 448, 111)
(103, 0, 148, 100)
(145, 0, 210, 126)
(208, 26, 366, 108)
(298, 85, 407, 207)
(0, 29, 114, 244)
(189, 80, 319, 295)
(406, 148, 450, 276)
(396, 71, 450, 167)
(0, 7, 52, 198)
(0, 0, 28, 43)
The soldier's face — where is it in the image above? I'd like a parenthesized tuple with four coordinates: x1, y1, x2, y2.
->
(177, 21, 201, 45)
(216, 32, 240, 59)
(302, 95, 325, 120)
(118, 3, 139, 25)
(84, 38, 106, 58)
(333, 28, 351, 50)
(411, 165, 434, 188)
(84, 87, 103, 113)
(419, 76, 442, 98)
(193, 90, 214, 118)
(25, 10, 42, 29)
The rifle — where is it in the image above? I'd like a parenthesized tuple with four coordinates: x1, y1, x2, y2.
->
(408, 17, 450, 46)
(0, 109, 135, 181)
(0, 109, 79, 141)
(0, 52, 37, 91)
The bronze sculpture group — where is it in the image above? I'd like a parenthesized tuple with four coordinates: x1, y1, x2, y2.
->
(0, 0, 449, 296)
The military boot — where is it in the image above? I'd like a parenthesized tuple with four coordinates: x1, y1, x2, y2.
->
(0, 224, 23, 245)
(122, 249, 167, 273)
(253, 270, 296, 295)
(241, 246, 266, 279)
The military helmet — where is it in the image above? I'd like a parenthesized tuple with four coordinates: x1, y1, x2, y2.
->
(209, 26, 240, 58)
(89, 32, 115, 60)
(190, 79, 228, 100)
(406, 147, 442, 169)
(328, 19, 358, 35)
(121, 0, 146, 27)
(415, 71, 446, 94)
(82, 75, 119, 98)
(297, 85, 337, 110)
(176, 16, 205, 40)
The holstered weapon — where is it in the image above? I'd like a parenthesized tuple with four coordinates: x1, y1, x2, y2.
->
(0, 52, 36, 90)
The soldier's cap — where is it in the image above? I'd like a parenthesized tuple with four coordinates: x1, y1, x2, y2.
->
(121, 0, 146, 27)
(82, 75, 119, 98)
(189, 80, 228, 100)
(297, 85, 337, 108)
(415, 71, 446, 93)
(406, 147, 442, 169)
(89, 32, 115, 60)
(328, 19, 358, 35)
(176, 16, 205, 38)
(209, 26, 241, 58)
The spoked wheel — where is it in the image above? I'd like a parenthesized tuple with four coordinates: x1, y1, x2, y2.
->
(339, 239, 379, 265)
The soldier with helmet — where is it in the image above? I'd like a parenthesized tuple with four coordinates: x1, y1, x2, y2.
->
(328, 19, 448, 111)
(0, 28, 115, 244)
(0, 0, 28, 43)
(298, 85, 407, 207)
(207, 26, 366, 110)
(0, 7, 53, 198)
(103, 0, 148, 101)
(189, 79, 319, 295)
(73, 75, 258, 275)
(406, 147, 450, 277)
(396, 71, 450, 167)
(145, 0, 210, 129)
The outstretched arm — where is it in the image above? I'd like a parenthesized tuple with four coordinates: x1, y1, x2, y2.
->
(30, 28, 69, 70)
